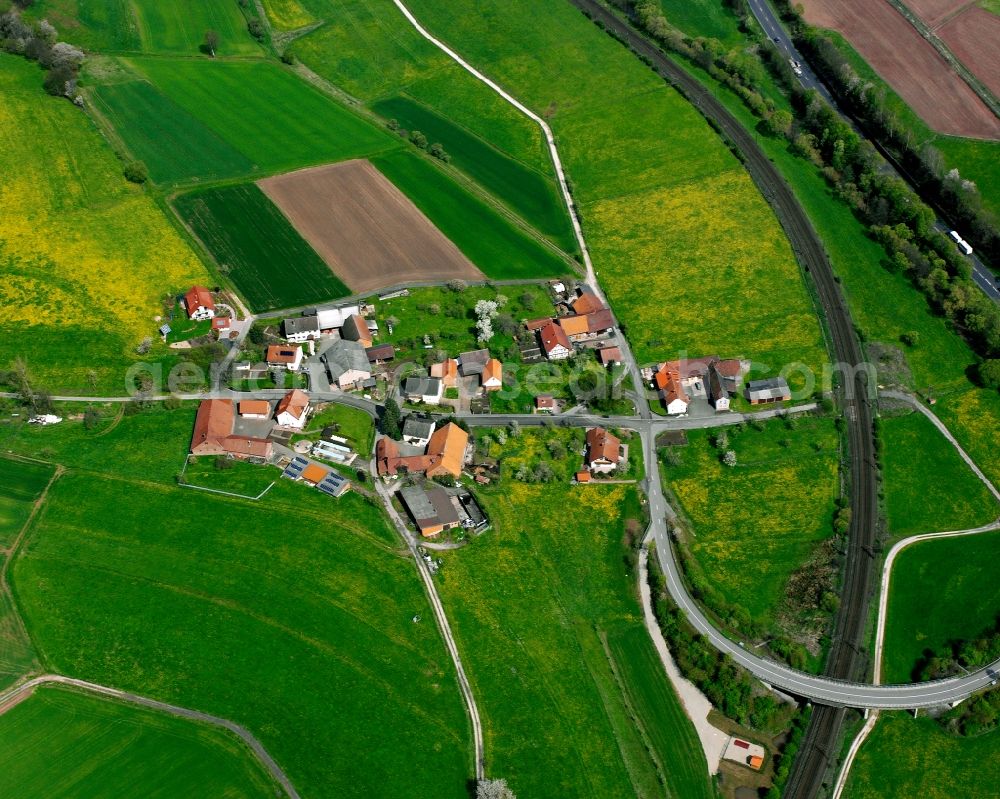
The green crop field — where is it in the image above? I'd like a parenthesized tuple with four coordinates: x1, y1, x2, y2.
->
(370, 150, 568, 279)
(173, 183, 349, 311)
(0, 457, 53, 550)
(665, 417, 839, 628)
(846, 712, 1000, 799)
(436, 443, 713, 798)
(129, 57, 400, 175)
(0, 55, 209, 395)
(131, 0, 260, 56)
(0, 685, 277, 798)
(882, 529, 1000, 683)
(372, 96, 575, 251)
(10, 418, 471, 797)
(881, 411, 998, 536)
(91, 80, 254, 184)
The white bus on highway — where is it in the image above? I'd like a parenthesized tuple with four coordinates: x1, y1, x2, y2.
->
(949, 230, 974, 256)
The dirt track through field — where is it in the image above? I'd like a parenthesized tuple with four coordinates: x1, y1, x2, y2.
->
(258, 160, 484, 293)
(799, 0, 1000, 139)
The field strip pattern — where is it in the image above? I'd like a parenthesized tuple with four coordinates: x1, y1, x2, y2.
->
(0, 675, 300, 799)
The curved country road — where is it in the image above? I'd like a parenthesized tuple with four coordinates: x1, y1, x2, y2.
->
(0, 675, 300, 799)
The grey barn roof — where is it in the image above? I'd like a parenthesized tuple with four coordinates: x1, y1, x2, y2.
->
(321, 339, 370, 378)
(746, 377, 790, 400)
(404, 376, 442, 396)
(403, 416, 436, 440)
(399, 483, 460, 527)
(283, 316, 320, 337)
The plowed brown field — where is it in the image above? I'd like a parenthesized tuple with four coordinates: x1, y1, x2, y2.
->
(939, 6, 1000, 99)
(258, 160, 484, 293)
(800, 0, 1000, 139)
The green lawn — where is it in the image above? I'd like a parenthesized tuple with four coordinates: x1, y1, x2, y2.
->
(0, 457, 53, 550)
(664, 417, 840, 628)
(371, 95, 575, 252)
(181, 456, 277, 497)
(300, 403, 375, 454)
(12, 467, 470, 797)
(91, 80, 254, 184)
(436, 443, 713, 798)
(375, 283, 556, 363)
(0, 685, 277, 798)
(657, 0, 745, 44)
(846, 712, 1000, 799)
(881, 410, 998, 536)
(882, 529, 1000, 683)
(129, 57, 400, 175)
(173, 183, 349, 312)
(131, 0, 260, 56)
(0, 55, 210, 395)
(370, 150, 569, 280)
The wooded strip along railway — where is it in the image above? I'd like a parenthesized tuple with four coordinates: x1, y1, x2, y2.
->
(567, 2, 878, 795)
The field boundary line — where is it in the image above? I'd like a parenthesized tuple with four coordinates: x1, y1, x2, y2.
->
(0, 675, 300, 799)
(389, 0, 593, 277)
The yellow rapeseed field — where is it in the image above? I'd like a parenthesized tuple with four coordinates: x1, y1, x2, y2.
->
(261, 0, 315, 30)
(0, 56, 207, 391)
(583, 168, 826, 372)
(936, 386, 1000, 488)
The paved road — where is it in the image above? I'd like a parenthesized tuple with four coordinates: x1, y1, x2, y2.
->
(0, 675, 300, 799)
(746, 0, 999, 303)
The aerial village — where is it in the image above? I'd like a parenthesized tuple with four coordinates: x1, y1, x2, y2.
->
(174, 277, 792, 539)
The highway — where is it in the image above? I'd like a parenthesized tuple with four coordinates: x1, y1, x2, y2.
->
(746, 0, 1000, 304)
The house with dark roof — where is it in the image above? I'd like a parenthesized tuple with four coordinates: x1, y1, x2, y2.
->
(283, 316, 321, 343)
(183, 286, 215, 321)
(403, 375, 443, 405)
(402, 416, 435, 447)
(321, 340, 371, 390)
(365, 344, 395, 365)
(746, 377, 791, 405)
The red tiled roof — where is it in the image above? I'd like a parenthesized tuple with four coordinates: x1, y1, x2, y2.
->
(586, 427, 621, 465)
(539, 321, 571, 354)
(536, 395, 555, 409)
(525, 316, 554, 331)
(276, 389, 309, 420)
(184, 286, 214, 316)
(191, 399, 234, 454)
(598, 346, 622, 364)
(212, 316, 231, 330)
(238, 400, 270, 416)
(572, 291, 605, 315)
(266, 344, 301, 364)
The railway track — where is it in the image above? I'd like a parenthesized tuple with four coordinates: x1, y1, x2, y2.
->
(567, 2, 879, 795)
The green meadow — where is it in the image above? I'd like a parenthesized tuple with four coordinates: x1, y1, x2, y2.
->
(9, 406, 470, 798)
(846, 712, 1000, 799)
(173, 183, 349, 311)
(0, 55, 209, 395)
(664, 417, 840, 628)
(22, 0, 140, 51)
(0, 685, 277, 798)
(437, 439, 713, 799)
(880, 411, 998, 536)
(882, 529, 1000, 683)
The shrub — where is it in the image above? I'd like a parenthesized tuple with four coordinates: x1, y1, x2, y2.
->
(123, 160, 148, 184)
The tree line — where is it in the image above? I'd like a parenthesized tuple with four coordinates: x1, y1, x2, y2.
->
(0, 5, 83, 97)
